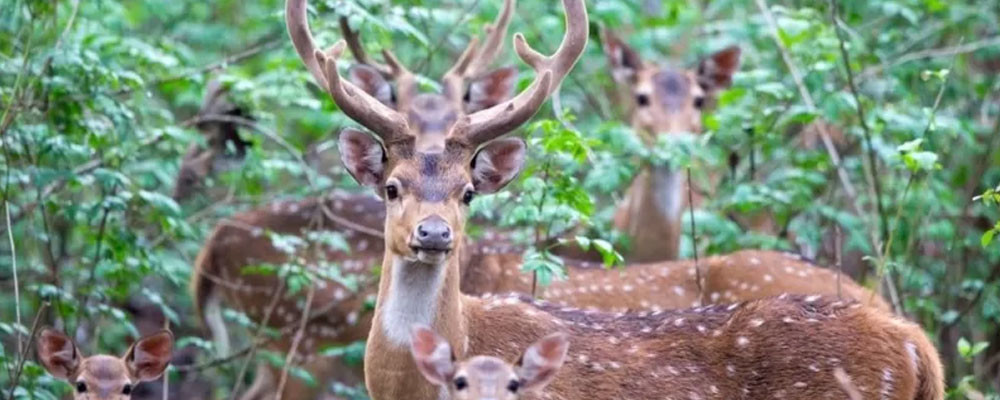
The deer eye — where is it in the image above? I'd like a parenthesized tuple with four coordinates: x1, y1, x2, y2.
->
(462, 189, 476, 205)
(636, 93, 650, 106)
(454, 376, 468, 390)
(122, 383, 132, 395)
(385, 184, 399, 201)
(507, 379, 520, 393)
(75, 382, 87, 393)
(693, 96, 705, 109)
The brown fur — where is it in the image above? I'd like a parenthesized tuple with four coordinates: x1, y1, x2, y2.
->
(36, 330, 173, 400)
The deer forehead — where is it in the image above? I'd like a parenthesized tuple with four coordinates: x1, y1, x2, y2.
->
(78, 354, 132, 386)
(458, 356, 518, 381)
(388, 147, 475, 198)
(638, 68, 702, 108)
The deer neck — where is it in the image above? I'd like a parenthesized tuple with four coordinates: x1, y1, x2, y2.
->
(366, 244, 467, 400)
(619, 164, 686, 261)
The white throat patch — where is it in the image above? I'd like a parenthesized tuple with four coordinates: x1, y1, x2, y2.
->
(381, 258, 447, 347)
(650, 165, 685, 222)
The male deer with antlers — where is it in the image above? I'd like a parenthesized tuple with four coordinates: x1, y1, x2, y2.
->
(287, 0, 944, 398)
(36, 329, 174, 400)
(192, 0, 893, 397)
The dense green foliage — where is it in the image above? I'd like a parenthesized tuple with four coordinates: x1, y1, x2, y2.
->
(2, 0, 999, 398)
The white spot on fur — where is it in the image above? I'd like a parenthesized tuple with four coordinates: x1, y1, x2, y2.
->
(737, 337, 749, 347)
(763, 274, 773, 282)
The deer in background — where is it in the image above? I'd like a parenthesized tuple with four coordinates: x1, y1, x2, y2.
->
(173, 80, 253, 202)
(409, 325, 568, 400)
(287, 0, 943, 398)
(36, 329, 174, 400)
(599, 29, 742, 263)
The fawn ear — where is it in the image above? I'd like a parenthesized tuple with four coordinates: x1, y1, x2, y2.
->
(516, 333, 569, 392)
(602, 28, 643, 84)
(37, 329, 81, 380)
(409, 325, 456, 386)
(697, 45, 741, 93)
(465, 66, 519, 113)
(339, 128, 387, 188)
(471, 137, 526, 194)
(124, 330, 173, 382)
(349, 64, 395, 107)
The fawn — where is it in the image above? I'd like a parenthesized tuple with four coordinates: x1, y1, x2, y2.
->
(36, 329, 173, 400)
(410, 325, 568, 400)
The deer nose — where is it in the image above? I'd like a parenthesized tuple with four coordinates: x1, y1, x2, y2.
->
(414, 216, 452, 250)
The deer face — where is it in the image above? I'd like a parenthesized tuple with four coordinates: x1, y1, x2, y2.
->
(36, 330, 173, 400)
(603, 31, 741, 140)
(287, 0, 585, 264)
(340, 129, 525, 266)
(410, 326, 569, 400)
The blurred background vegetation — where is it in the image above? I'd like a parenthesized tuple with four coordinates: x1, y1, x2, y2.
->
(1, 0, 999, 398)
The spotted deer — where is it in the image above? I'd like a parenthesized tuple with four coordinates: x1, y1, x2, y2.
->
(409, 325, 568, 400)
(284, 0, 945, 398)
(192, 0, 895, 398)
(598, 30, 743, 263)
(36, 329, 173, 400)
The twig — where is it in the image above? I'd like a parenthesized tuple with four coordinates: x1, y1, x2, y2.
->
(273, 287, 316, 400)
(5, 302, 49, 400)
(228, 281, 287, 400)
(112, 34, 284, 98)
(830, 0, 889, 244)
(4, 201, 21, 358)
(857, 35, 1000, 82)
(754, 0, 862, 218)
(835, 224, 843, 299)
(687, 167, 704, 306)
(944, 263, 1000, 329)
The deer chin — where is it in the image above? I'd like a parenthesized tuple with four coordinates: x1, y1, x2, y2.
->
(410, 246, 452, 265)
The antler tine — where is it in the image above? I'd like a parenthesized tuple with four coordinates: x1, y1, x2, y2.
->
(463, 0, 588, 146)
(339, 17, 393, 77)
(442, 0, 516, 103)
(286, 0, 407, 141)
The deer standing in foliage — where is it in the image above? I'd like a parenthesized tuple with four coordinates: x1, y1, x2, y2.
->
(286, 0, 944, 398)
(190, 0, 892, 398)
(36, 329, 174, 400)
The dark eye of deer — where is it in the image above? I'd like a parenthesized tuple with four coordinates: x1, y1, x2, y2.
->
(462, 189, 476, 205)
(636, 93, 650, 106)
(122, 383, 132, 395)
(76, 382, 87, 393)
(693, 96, 705, 109)
(385, 184, 399, 200)
(454, 376, 468, 390)
(507, 379, 520, 393)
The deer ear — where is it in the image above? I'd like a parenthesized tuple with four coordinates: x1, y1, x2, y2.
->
(124, 330, 173, 382)
(602, 29, 642, 84)
(409, 325, 456, 386)
(339, 128, 386, 188)
(37, 329, 80, 380)
(471, 137, 526, 194)
(516, 333, 569, 392)
(697, 45, 741, 92)
(349, 65, 394, 107)
(465, 66, 519, 113)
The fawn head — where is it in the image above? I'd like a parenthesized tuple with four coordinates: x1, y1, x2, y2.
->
(36, 329, 173, 400)
(286, 0, 587, 265)
(602, 30, 740, 140)
(410, 325, 568, 400)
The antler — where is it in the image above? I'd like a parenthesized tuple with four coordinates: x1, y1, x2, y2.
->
(339, 17, 418, 110)
(442, 0, 516, 103)
(286, 0, 407, 142)
(460, 0, 589, 146)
